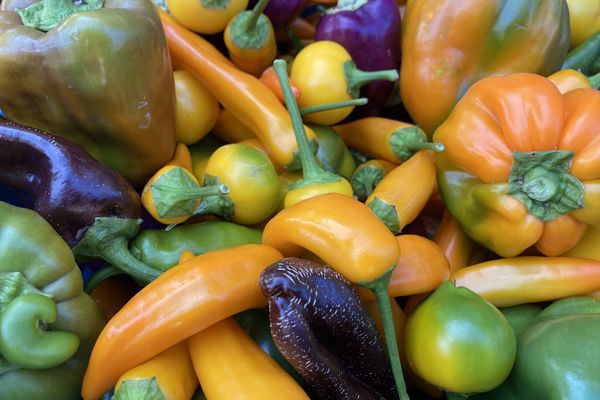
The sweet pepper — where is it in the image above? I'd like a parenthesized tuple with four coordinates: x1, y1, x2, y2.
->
(434, 73, 600, 257)
(0, 201, 104, 400)
(0, 0, 177, 186)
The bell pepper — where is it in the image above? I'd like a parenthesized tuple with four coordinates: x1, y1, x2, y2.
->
(0, 0, 176, 186)
(174, 70, 220, 146)
(400, 0, 570, 136)
(0, 119, 162, 285)
(451, 256, 600, 307)
(224, 0, 277, 77)
(113, 341, 198, 400)
(160, 9, 317, 170)
(130, 220, 263, 271)
(273, 59, 353, 208)
(166, 0, 248, 34)
(0, 201, 104, 400)
(188, 317, 310, 399)
(434, 73, 600, 257)
(81, 244, 283, 400)
(404, 281, 516, 394)
(259, 257, 398, 399)
(474, 296, 600, 399)
(262, 192, 409, 399)
(366, 150, 437, 234)
(566, 0, 600, 49)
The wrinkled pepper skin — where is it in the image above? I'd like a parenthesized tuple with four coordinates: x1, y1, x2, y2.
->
(259, 257, 398, 400)
(401, 0, 570, 136)
(0, 119, 140, 248)
(474, 297, 600, 400)
(0, 202, 105, 400)
(0, 0, 176, 186)
(130, 221, 263, 271)
(434, 73, 600, 257)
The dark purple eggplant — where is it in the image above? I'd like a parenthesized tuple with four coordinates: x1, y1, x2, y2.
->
(0, 119, 161, 284)
(315, 0, 401, 116)
(259, 257, 398, 400)
(249, 0, 309, 32)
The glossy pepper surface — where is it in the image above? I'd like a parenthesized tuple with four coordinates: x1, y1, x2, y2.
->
(0, 0, 177, 186)
(434, 73, 600, 257)
(0, 201, 104, 400)
(82, 244, 283, 400)
(400, 0, 570, 136)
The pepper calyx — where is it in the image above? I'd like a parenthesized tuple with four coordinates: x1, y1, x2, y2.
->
(228, 0, 270, 49)
(389, 126, 444, 162)
(195, 175, 235, 221)
(367, 197, 400, 234)
(351, 166, 385, 201)
(508, 150, 584, 222)
(17, 0, 104, 32)
(343, 60, 399, 99)
(201, 0, 230, 9)
(112, 377, 167, 400)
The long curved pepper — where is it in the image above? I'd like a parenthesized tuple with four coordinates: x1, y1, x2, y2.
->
(224, 0, 277, 77)
(159, 9, 317, 170)
(272, 59, 353, 208)
(262, 192, 410, 400)
(332, 117, 444, 164)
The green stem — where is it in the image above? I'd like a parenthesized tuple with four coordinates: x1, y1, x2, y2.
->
(300, 98, 368, 116)
(285, 28, 305, 53)
(344, 60, 399, 98)
(274, 59, 329, 182)
(389, 126, 445, 162)
(587, 70, 600, 89)
(97, 237, 162, 285)
(351, 165, 385, 201)
(17, 0, 103, 32)
(84, 266, 124, 295)
(358, 267, 409, 400)
(153, 183, 229, 204)
(243, 0, 270, 34)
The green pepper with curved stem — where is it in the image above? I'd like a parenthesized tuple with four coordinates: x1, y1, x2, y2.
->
(0, 201, 105, 400)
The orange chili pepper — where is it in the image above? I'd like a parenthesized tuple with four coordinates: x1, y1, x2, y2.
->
(366, 150, 437, 234)
(260, 66, 302, 105)
(159, 9, 316, 169)
(81, 244, 283, 400)
(188, 317, 310, 399)
(451, 256, 600, 307)
(211, 108, 257, 143)
(262, 193, 409, 399)
(434, 210, 479, 272)
(333, 117, 444, 164)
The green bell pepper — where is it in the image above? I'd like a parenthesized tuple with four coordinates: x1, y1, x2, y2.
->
(0, 0, 177, 186)
(129, 221, 263, 271)
(474, 296, 600, 400)
(0, 201, 105, 400)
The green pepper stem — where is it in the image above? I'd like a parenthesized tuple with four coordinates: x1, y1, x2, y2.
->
(84, 266, 124, 295)
(97, 236, 162, 285)
(274, 59, 330, 182)
(153, 183, 229, 204)
(285, 28, 305, 52)
(344, 60, 399, 98)
(17, 0, 103, 32)
(0, 293, 80, 369)
(351, 166, 385, 201)
(243, 0, 270, 34)
(358, 267, 410, 400)
(389, 126, 444, 162)
(300, 98, 368, 116)
(587, 70, 600, 89)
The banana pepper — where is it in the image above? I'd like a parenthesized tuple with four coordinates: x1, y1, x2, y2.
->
(434, 73, 600, 257)
(0, 201, 104, 400)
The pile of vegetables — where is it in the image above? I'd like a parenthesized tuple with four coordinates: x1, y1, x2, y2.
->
(1, 0, 600, 399)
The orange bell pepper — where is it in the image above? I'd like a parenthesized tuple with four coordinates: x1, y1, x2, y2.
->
(81, 244, 283, 400)
(435, 73, 600, 258)
(188, 317, 309, 399)
(262, 193, 409, 400)
(159, 9, 316, 170)
(452, 256, 600, 307)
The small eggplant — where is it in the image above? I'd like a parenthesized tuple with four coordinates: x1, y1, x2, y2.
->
(315, 0, 401, 116)
(259, 257, 398, 400)
(250, 0, 309, 32)
(0, 119, 162, 284)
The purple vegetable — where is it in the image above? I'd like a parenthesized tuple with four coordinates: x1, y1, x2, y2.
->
(316, 0, 401, 116)
(249, 0, 309, 32)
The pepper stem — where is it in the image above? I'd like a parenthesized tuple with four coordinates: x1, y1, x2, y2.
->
(274, 59, 335, 183)
(72, 217, 163, 285)
(587, 70, 600, 89)
(285, 28, 305, 52)
(17, 0, 104, 32)
(389, 126, 445, 162)
(243, 0, 270, 34)
(358, 267, 410, 400)
(343, 60, 399, 98)
(351, 166, 386, 201)
(300, 98, 368, 116)
(84, 266, 124, 295)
